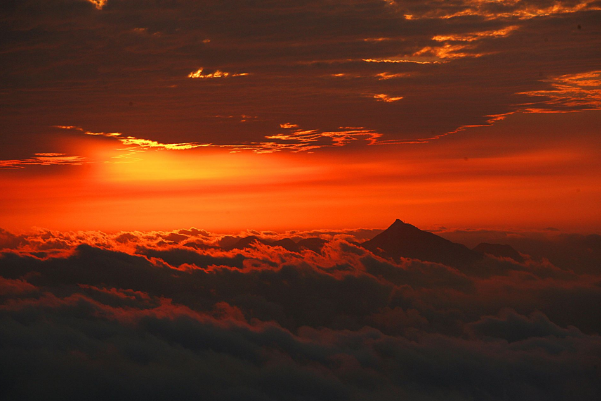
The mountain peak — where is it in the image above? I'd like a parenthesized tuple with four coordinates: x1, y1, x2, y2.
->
(363, 219, 480, 268)
(388, 219, 419, 231)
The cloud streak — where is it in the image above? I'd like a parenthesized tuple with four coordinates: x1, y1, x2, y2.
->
(518, 70, 601, 113)
(400, 0, 600, 20)
(60, 125, 211, 151)
(188, 68, 249, 79)
(0, 153, 86, 169)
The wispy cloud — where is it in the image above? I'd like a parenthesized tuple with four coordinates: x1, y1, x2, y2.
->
(222, 128, 381, 153)
(52, 125, 384, 156)
(373, 94, 404, 102)
(118, 137, 209, 150)
(59, 126, 210, 151)
(412, 43, 481, 61)
(518, 71, 601, 113)
(187, 68, 249, 79)
(432, 26, 519, 42)
(401, 0, 600, 20)
(0, 153, 86, 169)
(363, 58, 440, 65)
(375, 72, 411, 80)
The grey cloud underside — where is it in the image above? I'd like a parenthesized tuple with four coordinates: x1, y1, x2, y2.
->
(1, 1, 600, 156)
(1, 222, 601, 400)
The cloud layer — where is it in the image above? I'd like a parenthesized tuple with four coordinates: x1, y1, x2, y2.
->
(2, 0, 600, 161)
(1, 226, 600, 399)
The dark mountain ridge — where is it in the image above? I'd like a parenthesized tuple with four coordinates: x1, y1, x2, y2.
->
(362, 219, 482, 268)
(473, 243, 524, 262)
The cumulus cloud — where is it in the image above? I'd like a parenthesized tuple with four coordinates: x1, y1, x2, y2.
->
(1, 224, 601, 398)
(1, 243, 600, 398)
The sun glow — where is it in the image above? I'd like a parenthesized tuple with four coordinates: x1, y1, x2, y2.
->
(100, 150, 322, 183)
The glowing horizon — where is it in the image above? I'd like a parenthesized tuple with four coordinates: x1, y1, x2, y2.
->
(2, 2, 601, 398)
(1, 1, 600, 233)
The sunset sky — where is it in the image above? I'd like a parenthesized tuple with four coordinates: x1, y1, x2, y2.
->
(3, 3, 601, 400)
(1, 0, 600, 232)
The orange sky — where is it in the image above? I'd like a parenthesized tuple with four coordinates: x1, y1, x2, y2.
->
(1, 110, 599, 233)
(1, 1, 600, 233)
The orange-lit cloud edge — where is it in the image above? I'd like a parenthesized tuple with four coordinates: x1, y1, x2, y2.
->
(394, 0, 601, 21)
(2, 70, 599, 168)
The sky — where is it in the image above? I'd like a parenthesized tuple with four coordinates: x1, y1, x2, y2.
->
(2, 3, 601, 398)
(1, 0, 601, 232)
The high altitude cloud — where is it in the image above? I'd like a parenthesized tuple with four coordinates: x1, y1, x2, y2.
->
(0, 153, 86, 169)
(395, 0, 600, 20)
(2, 0, 600, 162)
(59, 125, 210, 151)
(518, 70, 601, 113)
(188, 68, 249, 79)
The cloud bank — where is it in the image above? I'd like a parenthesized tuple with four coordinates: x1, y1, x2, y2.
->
(1, 225, 600, 399)
(2, 0, 600, 162)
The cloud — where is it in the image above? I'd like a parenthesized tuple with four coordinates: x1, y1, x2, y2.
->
(466, 309, 584, 342)
(2, 0, 600, 164)
(87, 0, 107, 10)
(0, 153, 86, 169)
(363, 57, 439, 64)
(47, 124, 404, 157)
(2, 226, 601, 333)
(117, 137, 208, 150)
(187, 68, 249, 79)
(432, 25, 520, 42)
(373, 94, 404, 102)
(59, 125, 211, 152)
(1, 225, 601, 398)
(0, 277, 38, 296)
(375, 72, 411, 80)
(437, 228, 601, 274)
(518, 70, 601, 113)
(399, 0, 600, 20)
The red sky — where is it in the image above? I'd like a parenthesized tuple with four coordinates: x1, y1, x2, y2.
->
(1, 0, 600, 232)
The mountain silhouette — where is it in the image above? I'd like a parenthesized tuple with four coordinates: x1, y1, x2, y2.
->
(473, 243, 524, 262)
(362, 219, 481, 267)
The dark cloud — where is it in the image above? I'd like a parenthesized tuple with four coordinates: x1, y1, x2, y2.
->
(466, 309, 584, 342)
(1, 226, 601, 399)
(0, 228, 29, 249)
(439, 228, 601, 274)
(1, 0, 600, 159)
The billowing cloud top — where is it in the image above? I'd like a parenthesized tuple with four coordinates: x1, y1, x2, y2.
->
(1, 223, 601, 399)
